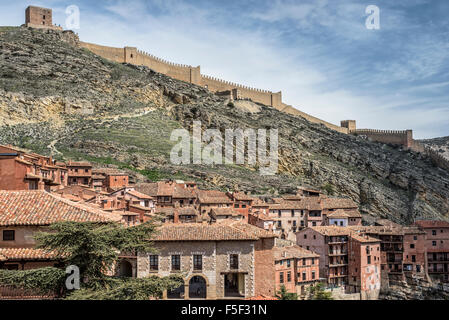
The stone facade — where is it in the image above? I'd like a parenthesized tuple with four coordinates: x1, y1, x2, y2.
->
(137, 240, 256, 299)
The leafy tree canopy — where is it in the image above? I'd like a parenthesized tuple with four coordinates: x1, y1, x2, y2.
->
(0, 220, 184, 299)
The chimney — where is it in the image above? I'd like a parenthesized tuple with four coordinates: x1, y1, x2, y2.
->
(173, 209, 179, 224)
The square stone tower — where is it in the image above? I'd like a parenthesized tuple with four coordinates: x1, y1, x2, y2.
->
(25, 6, 53, 27)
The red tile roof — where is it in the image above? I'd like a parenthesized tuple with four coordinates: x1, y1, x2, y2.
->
(414, 220, 449, 228)
(126, 190, 153, 200)
(196, 190, 232, 204)
(152, 220, 275, 241)
(0, 248, 60, 261)
(0, 190, 121, 226)
(273, 245, 319, 260)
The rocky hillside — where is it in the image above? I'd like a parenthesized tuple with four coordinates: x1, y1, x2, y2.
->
(421, 137, 449, 161)
(0, 27, 448, 224)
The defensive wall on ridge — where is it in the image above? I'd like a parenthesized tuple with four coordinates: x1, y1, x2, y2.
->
(78, 41, 350, 134)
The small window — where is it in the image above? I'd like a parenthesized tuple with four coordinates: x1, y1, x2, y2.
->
(432, 230, 437, 236)
(413, 236, 417, 240)
(304, 234, 307, 239)
(171, 255, 180, 271)
(367, 256, 371, 264)
(279, 272, 284, 283)
(410, 244, 415, 249)
(230, 254, 239, 270)
(2, 230, 15, 241)
(312, 271, 316, 280)
(432, 241, 437, 246)
(287, 272, 292, 282)
(193, 255, 202, 270)
(302, 272, 306, 281)
(149, 255, 158, 271)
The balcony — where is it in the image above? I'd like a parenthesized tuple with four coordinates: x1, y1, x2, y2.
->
(328, 251, 347, 256)
(329, 263, 348, 267)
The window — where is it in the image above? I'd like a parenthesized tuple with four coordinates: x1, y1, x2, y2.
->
(286, 259, 291, 268)
(302, 272, 306, 281)
(234, 204, 239, 209)
(278, 211, 281, 217)
(311, 258, 315, 265)
(302, 259, 306, 266)
(277, 221, 282, 228)
(367, 256, 371, 264)
(149, 255, 158, 271)
(312, 222, 316, 227)
(410, 244, 415, 249)
(230, 254, 239, 270)
(2, 230, 15, 241)
(85, 169, 88, 173)
(304, 234, 307, 239)
(432, 230, 437, 236)
(432, 241, 437, 246)
(241, 205, 246, 208)
(193, 255, 202, 271)
(171, 255, 180, 271)
(287, 272, 292, 282)
(312, 271, 316, 280)
(413, 236, 417, 240)
(291, 210, 295, 217)
(313, 235, 316, 240)
(279, 272, 284, 283)
(412, 255, 416, 263)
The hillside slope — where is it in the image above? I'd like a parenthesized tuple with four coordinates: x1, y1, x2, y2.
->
(421, 137, 449, 161)
(0, 27, 448, 224)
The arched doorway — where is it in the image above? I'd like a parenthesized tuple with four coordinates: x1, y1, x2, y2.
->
(119, 260, 133, 277)
(189, 276, 207, 299)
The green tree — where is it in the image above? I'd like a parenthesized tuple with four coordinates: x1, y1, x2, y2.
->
(275, 285, 298, 300)
(322, 183, 335, 196)
(0, 221, 183, 299)
(307, 283, 334, 300)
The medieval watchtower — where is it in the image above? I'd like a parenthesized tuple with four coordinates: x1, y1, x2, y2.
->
(25, 6, 53, 28)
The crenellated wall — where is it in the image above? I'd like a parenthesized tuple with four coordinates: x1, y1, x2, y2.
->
(78, 40, 353, 133)
(354, 129, 413, 148)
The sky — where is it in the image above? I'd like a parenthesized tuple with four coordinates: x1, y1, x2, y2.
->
(1, 0, 448, 139)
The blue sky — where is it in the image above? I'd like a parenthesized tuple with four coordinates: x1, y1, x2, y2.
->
(1, 0, 448, 138)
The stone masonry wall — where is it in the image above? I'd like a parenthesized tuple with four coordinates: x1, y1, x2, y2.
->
(137, 240, 255, 299)
(77, 41, 352, 134)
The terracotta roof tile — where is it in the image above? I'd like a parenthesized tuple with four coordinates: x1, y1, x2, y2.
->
(0, 190, 121, 226)
(273, 245, 319, 260)
(127, 190, 153, 200)
(152, 220, 275, 241)
(414, 220, 449, 228)
(0, 248, 60, 261)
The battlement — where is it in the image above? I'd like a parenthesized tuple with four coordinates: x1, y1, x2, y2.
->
(353, 128, 413, 148)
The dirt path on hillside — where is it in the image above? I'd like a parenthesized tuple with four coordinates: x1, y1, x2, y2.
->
(47, 108, 156, 156)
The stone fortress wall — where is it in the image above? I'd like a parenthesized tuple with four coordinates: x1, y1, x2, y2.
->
(78, 41, 351, 134)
